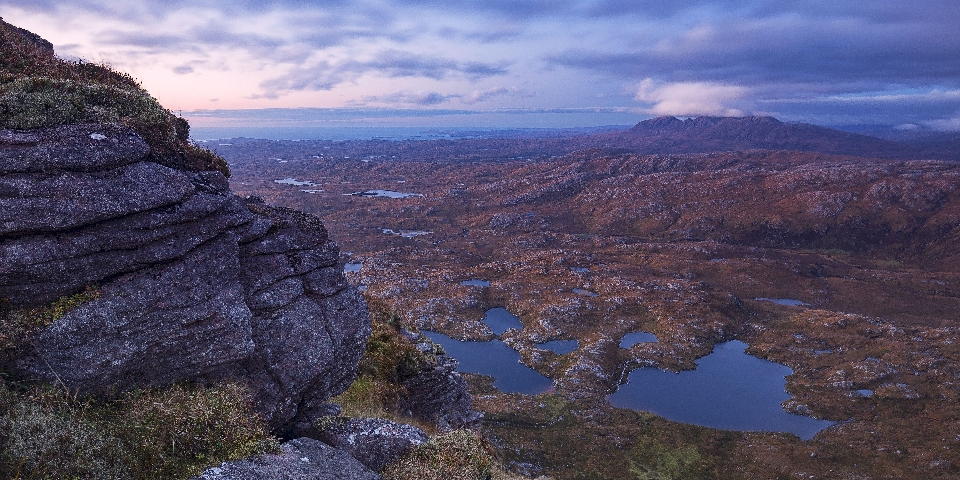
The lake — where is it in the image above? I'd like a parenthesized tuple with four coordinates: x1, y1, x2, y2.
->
(422, 331, 553, 394)
(620, 332, 658, 348)
(482, 307, 524, 336)
(537, 339, 579, 354)
(608, 340, 835, 439)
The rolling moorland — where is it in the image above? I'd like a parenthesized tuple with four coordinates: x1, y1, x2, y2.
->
(218, 119, 960, 478)
(2, 18, 525, 480)
(4, 13, 960, 478)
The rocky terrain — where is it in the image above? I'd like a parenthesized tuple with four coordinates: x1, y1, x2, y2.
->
(1, 19, 488, 480)
(222, 128, 960, 478)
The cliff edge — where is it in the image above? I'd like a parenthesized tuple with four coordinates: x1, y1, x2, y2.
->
(0, 19, 369, 435)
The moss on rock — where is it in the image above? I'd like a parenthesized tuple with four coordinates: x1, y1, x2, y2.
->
(0, 18, 229, 177)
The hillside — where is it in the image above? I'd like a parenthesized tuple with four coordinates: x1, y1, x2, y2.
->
(224, 136, 960, 478)
(0, 19, 498, 480)
(601, 115, 954, 160)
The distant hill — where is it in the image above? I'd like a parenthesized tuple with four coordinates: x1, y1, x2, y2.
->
(596, 116, 957, 161)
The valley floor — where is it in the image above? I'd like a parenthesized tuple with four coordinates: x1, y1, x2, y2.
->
(223, 139, 960, 479)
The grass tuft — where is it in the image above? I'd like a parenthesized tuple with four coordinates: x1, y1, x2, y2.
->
(0, 380, 278, 480)
(382, 429, 524, 480)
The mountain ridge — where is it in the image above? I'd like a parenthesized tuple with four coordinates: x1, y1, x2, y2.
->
(600, 115, 955, 160)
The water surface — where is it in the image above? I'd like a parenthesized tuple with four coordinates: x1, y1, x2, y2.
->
(381, 228, 433, 238)
(275, 178, 316, 186)
(483, 307, 524, 335)
(423, 331, 553, 394)
(537, 340, 579, 354)
(344, 263, 362, 273)
(620, 332, 658, 348)
(572, 288, 598, 297)
(350, 190, 423, 199)
(460, 279, 491, 287)
(609, 340, 834, 439)
(756, 298, 808, 307)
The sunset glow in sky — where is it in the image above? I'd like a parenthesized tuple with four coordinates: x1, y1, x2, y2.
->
(3, 1, 960, 129)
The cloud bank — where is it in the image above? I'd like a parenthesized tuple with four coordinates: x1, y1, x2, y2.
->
(3, 0, 959, 128)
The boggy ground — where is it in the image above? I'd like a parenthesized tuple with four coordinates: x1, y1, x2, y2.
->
(221, 138, 960, 478)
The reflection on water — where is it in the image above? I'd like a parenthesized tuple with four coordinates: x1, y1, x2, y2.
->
(423, 331, 553, 395)
(460, 279, 491, 287)
(537, 339, 579, 354)
(483, 307, 524, 336)
(381, 228, 433, 238)
(620, 332, 658, 348)
(348, 189, 423, 199)
(344, 262, 362, 272)
(275, 178, 316, 186)
(609, 340, 834, 439)
(756, 298, 808, 307)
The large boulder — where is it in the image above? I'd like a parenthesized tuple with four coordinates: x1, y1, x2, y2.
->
(398, 329, 482, 432)
(192, 438, 382, 480)
(0, 123, 370, 431)
(319, 418, 429, 472)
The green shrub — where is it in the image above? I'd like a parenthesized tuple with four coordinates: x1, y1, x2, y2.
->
(331, 299, 432, 420)
(0, 381, 278, 480)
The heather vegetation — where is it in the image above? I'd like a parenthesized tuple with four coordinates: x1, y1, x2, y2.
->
(0, 286, 278, 479)
(0, 18, 229, 176)
(0, 380, 278, 479)
(330, 299, 432, 423)
(328, 299, 524, 479)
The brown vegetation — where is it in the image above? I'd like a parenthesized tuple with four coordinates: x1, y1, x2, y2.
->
(224, 136, 960, 478)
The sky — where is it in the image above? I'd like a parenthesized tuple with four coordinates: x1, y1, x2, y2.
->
(3, 1, 960, 130)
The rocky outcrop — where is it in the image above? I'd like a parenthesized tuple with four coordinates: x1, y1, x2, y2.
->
(320, 418, 429, 472)
(398, 329, 482, 432)
(0, 123, 370, 431)
(192, 437, 382, 480)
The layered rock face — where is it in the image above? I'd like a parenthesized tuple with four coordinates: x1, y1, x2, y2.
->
(0, 123, 370, 430)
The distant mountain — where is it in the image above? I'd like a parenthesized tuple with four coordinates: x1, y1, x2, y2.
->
(597, 116, 957, 161)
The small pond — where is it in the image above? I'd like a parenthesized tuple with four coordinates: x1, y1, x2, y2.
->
(382, 228, 432, 238)
(483, 307, 524, 336)
(608, 340, 835, 439)
(460, 279, 491, 287)
(348, 190, 423, 199)
(537, 340, 579, 354)
(275, 178, 316, 186)
(343, 263, 362, 273)
(422, 331, 553, 394)
(756, 298, 808, 307)
(620, 332, 658, 349)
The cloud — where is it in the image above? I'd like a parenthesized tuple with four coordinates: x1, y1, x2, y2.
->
(172, 64, 195, 75)
(360, 91, 455, 106)
(6, 0, 960, 126)
(634, 79, 749, 116)
(257, 50, 509, 98)
(925, 116, 960, 131)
